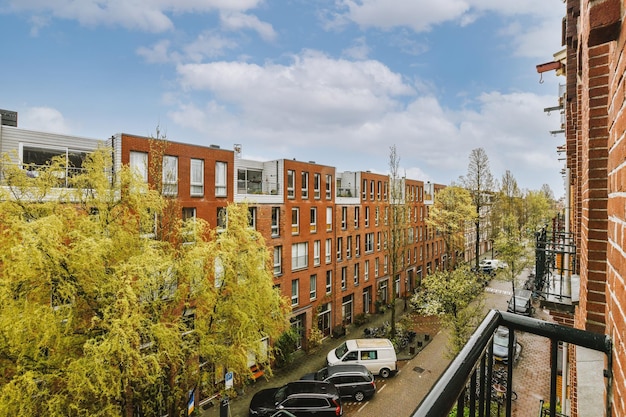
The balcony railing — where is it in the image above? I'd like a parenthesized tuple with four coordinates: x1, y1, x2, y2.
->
(411, 310, 611, 417)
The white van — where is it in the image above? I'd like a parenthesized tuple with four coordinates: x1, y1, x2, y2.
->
(327, 338, 397, 378)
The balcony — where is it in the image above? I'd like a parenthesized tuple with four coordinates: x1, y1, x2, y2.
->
(410, 310, 611, 417)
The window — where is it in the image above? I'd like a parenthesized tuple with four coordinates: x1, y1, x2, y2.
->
(326, 207, 332, 231)
(326, 271, 332, 294)
(375, 258, 379, 277)
(292, 242, 308, 270)
(313, 240, 321, 266)
(375, 207, 379, 226)
(355, 235, 361, 257)
(215, 161, 227, 197)
(310, 207, 317, 232)
(364, 260, 369, 281)
(130, 151, 148, 182)
(384, 255, 388, 274)
(365, 233, 374, 253)
(364, 206, 370, 227)
(370, 180, 374, 200)
(314, 173, 321, 199)
(291, 279, 299, 306)
(384, 207, 389, 225)
(354, 207, 360, 228)
(353, 263, 359, 286)
(362, 179, 367, 200)
(182, 207, 196, 243)
(310, 275, 317, 300)
(217, 207, 228, 231)
(273, 246, 282, 275)
(325, 174, 332, 199)
(361, 350, 378, 360)
(181, 308, 195, 336)
(336, 237, 343, 261)
(384, 232, 388, 250)
(341, 206, 347, 229)
(287, 170, 295, 198)
(341, 267, 347, 290)
(292, 208, 299, 234)
(346, 236, 352, 259)
(377, 181, 382, 200)
(237, 168, 262, 194)
(271, 207, 280, 237)
(248, 207, 257, 229)
(377, 232, 381, 251)
(302, 171, 309, 198)
(325, 239, 332, 264)
(190, 158, 204, 196)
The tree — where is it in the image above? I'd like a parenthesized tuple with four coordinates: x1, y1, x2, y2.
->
(426, 186, 476, 269)
(411, 265, 484, 356)
(459, 148, 494, 269)
(385, 145, 410, 339)
(0, 148, 289, 416)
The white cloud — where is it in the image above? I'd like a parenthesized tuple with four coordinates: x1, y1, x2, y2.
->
(336, 0, 469, 32)
(170, 50, 563, 194)
(6, 0, 265, 32)
(219, 12, 276, 42)
(176, 50, 415, 131)
(20, 107, 72, 134)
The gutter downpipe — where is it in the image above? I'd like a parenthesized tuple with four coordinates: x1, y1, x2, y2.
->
(562, 167, 571, 414)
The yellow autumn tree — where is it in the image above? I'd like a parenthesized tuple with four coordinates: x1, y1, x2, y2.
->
(0, 148, 289, 416)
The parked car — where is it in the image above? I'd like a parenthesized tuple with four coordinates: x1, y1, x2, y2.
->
(507, 289, 533, 316)
(480, 259, 507, 270)
(248, 381, 343, 417)
(300, 364, 376, 402)
(492, 326, 518, 364)
(326, 338, 397, 378)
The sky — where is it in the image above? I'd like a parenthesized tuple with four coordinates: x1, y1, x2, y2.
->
(1, 0, 567, 198)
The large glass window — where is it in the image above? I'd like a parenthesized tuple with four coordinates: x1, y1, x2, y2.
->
(271, 207, 280, 237)
(273, 246, 282, 275)
(292, 242, 308, 270)
(190, 158, 204, 196)
(313, 240, 321, 266)
(292, 208, 299, 235)
(237, 168, 262, 194)
(314, 173, 321, 199)
(301, 171, 309, 198)
(291, 279, 299, 306)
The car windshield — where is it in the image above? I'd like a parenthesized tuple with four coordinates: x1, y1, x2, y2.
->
(494, 331, 508, 348)
(334, 342, 348, 359)
(513, 297, 528, 307)
(275, 386, 288, 403)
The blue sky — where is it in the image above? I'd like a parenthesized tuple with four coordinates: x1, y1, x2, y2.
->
(1, 0, 566, 197)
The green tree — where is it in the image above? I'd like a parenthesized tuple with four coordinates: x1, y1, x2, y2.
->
(0, 148, 289, 416)
(411, 265, 484, 356)
(385, 145, 410, 339)
(426, 186, 476, 269)
(459, 148, 494, 270)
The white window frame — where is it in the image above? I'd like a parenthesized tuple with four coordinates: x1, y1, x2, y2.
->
(325, 238, 332, 264)
(190, 158, 204, 196)
(271, 207, 280, 237)
(314, 173, 321, 199)
(287, 170, 295, 198)
(292, 242, 308, 270)
(215, 161, 227, 197)
(364, 260, 369, 281)
(302, 171, 309, 199)
(273, 246, 282, 275)
(326, 271, 332, 294)
(291, 279, 299, 306)
(310, 207, 317, 232)
(130, 151, 148, 183)
(292, 207, 300, 235)
(326, 206, 332, 231)
(325, 174, 332, 199)
(310, 275, 317, 300)
(314, 240, 321, 266)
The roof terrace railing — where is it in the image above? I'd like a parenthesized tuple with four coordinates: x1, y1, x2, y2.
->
(410, 310, 612, 417)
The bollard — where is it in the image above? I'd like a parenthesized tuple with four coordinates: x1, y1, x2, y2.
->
(220, 396, 230, 417)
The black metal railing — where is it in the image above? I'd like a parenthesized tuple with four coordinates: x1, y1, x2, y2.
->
(410, 310, 611, 417)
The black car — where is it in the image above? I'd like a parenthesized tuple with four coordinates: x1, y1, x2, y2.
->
(249, 381, 343, 417)
(300, 364, 376, 402)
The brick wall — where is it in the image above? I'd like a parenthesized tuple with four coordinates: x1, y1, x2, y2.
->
(570, 0, 624, 414)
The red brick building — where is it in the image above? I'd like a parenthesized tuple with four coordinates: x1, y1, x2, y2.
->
(114, 133, 445, 352)
(539, 1, 626, 415)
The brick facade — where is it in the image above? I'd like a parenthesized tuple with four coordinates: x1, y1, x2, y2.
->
(562, 0, 625, 415)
